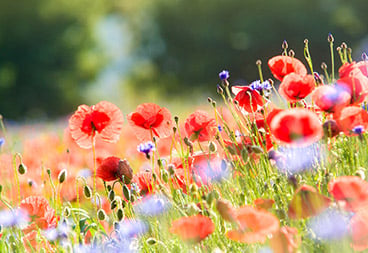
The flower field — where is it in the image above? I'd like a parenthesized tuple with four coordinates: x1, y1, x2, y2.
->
(2, 36, 368, 252)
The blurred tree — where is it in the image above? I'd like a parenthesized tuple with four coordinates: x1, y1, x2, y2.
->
(121, 0, 368, 98)
(0, 0, 110, 119)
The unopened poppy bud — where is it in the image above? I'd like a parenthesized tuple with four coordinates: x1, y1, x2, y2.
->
(288, 50, 295, 57)
(107, 185, 112, 191)
(46, 168, 51, 176)
(117, 208, 124, 221)
(174, 116, 179, 125)
(167, 164, 175, 176)
(113, 221, 120, 230)
(256, 59, 262, 66)
(97, 209, 106, 221)
(323, 120, 340, 138)
(0, 184, 2, 194)
(206, 191, 215, 206)
(110, 199, 118, 210)
(108, 190, 115, 202)
(217, 85, 224, 95)
(304, 39, 309, 44)
(208, 141, 217, 153)
(327, 33, 334, 43)
(321, 62, 327, 70)
(207, 97, 213, 103)
(161, 169, 169, 183)
(241, 148, 248, 161)
(212, 101, 217, 107)
(251, 146, 263, 154)
(362, 53, 368, 61)
(123, 185, 131, 201)
(84, 185, 92, 199)
(172, 126, 177, 133)
(58, 169, 67, 183)
(18, 163, 27, 175)
(216, 199, 236, 222)
(282, 40, 288, 49)
(189, 183, 198, 194)
(341, 42, 347, 49)
(355, 169, 366, 180)
(146, 238, 157, 245)
(239, 193, 246, 204)
(64, 207, 71, 217)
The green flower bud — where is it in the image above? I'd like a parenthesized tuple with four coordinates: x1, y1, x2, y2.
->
(18, 163, 27, 175)
(58, 169, 67, 183)
(117, 208, 124, 221)
(84, 185, 92, 199)
(97, 209, 106, 221)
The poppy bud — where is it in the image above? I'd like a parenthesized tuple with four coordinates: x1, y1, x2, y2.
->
(328, 33, 334, 43)
(97, 209, 106, 221)
(123, 185, 131, 201)
(288, 50, 295, 57)
(241, 148, 249, 161)
(208, 141, 217, 153)
(161, 169, 169, 183)
(58, 169, 67, 184)
(108, 190, 115, 202)
(64, 207, 71, 217)
(189, 184, 198, 195)
(251, 146, 263, 154)
(110, 199, 118, 210)
(174, 116, 179, 125)
(18, 163, 27, 175)
(282, 40, 288, 49)
(217, 85, 224, 95)
(107, 185, 112, 191)
(211, 101, 217, 108)
(117, 208, 124, 221)
(167, 164, 175, 176)
(84, 185, 92, 199)
(146, 238, 157, 245)
(207, 97, 213, 103)
(323, 120, 340, 138)
(46, 168, 51, 176)
(0, 184, 3, 194)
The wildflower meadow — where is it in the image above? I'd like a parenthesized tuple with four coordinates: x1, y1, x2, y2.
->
(2, 36, 368, 252)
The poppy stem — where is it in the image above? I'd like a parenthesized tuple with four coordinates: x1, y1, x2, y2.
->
(92, 135, 98, 214)
(12, 153, 22, 205)
(328, 34, 335, 82)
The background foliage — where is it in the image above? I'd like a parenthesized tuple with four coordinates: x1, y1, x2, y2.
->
(1, 0, 368, 119)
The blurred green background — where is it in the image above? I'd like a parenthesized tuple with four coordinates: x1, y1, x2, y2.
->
(1, 0, 368, 120)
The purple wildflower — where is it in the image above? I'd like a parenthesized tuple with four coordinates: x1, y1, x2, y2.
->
(137, 141, 155, 159)
(218, 70, 230, 80)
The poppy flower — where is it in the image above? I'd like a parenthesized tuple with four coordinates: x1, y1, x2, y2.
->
(350, 211, 368, 251)
(270, 108, 322, 145)
(339, 61, 368, 78)
(184, 110, 217, 142)
(269, 226, 300, 253)
(132, 170, 154, 195)
(254, 198, 275, 210)
(216, 199, 236, 222)
(312, 85, 351, 113)
(127, 103, 172, 141)
(69, 101, 124, 149)
(328, 176, 368, 212)
(20, 196, 57, 232)
(334, 106, 368, 134)
(268, 55, 307, 81)
(232, 86, 266, 112)
(288, 185, 330, 219)
(226, 205, 280, 244)
(278, 73, 315, 102)
(337, 73, 368, 104)
(169, 214, 215, 243)
(96, 156, 133, 183)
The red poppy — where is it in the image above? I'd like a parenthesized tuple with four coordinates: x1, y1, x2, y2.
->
(184, 110, 217, 142)
(20, 196, 57, 232)
(337, 73, 368, 104)
(268, 55, 307, 81)
(269, 226, 300, 253)
(334, 106, 368, 134)
(232, 86, 266, 112)
(69, 101, 124, 149)
(216, 199, 236, 222)
(96, 156, 133, 183)
(278, 73, 315, 102)
(312, 85, 351, 113)
(127, 103, 172, 141)
(169, 214, 215, 242)
(254, 198, 275, 210)
(339, 61, 368, 78)
(328, 176, 368, 212)
(350, 211, 368, 251)
(226, 205, 280, 244)
(270, 108, 322, 145)
(132, 170, 154, 195)
(288, 185, 330, 219)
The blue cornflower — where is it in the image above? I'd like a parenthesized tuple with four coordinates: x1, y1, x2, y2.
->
(217, 125, 222, 132)
(249, 80, 272, 92)
(133, 194, 171, 217)
(308, 208, 352, 241)
(0, 138, 4, 148)
(44, 221, 70, 242)
(352, 125, 364, 135)
(117, 219, 148, 240)
(137, 141, 155, 158)
(218, 70, 230, 80)
(0, 209, 28, 228)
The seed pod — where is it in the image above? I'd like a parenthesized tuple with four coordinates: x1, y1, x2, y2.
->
(161, 169, 169, 183)
(84, 185, 92, 199)
(167, 164, 175, 176)
(108, 190, 115, 202)
(97, 209, 106, 221)
(117, 208, 124, 221)
(241, 148, 248, 161)
(146, 238, 157, 245)
(110, 199, 118, 210)
(63, 207, 71, 217)
(208, 141, 217, 153)
(58, 169, 67, 183)
(123, 185, 131, 201)
(18, 163, 27, 175)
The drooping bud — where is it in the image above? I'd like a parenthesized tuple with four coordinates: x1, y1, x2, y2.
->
(108, 190, 115, 202)
(117, 208, 124, 221)
(97, 209, 106, 221)
(18, 163, 27, 175)
(83, 185, 92, 199)
(208, 141, 217, 153)
(58, 169, 67, 184)
(123, 185, 131, 201)
(327, 33, 334, 43)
